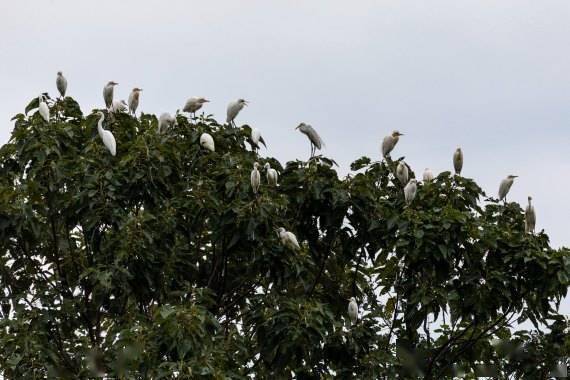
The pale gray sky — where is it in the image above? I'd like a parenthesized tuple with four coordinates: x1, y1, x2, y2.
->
(0, 1, 568, 312)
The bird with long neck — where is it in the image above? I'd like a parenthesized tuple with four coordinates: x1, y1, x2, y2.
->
(56, 71, 67, 98)
(498, 175, 518, 202)
(382, 130, 403, 158)
(96, 111, 116, 156)
(227, 99, 248, 127)
(128, 88, 142, 116)
(38, 95, 49, 122)
(525, 196, 536, 234)
(103, 81, 118, 109)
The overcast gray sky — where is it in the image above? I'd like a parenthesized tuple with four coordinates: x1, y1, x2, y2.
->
(0, 1, 568, 313)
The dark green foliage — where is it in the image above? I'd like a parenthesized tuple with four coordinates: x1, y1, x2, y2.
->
(0, 97, 568, 379)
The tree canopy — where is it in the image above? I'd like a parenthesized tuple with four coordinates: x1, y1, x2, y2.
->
(0, 95, 568, 379)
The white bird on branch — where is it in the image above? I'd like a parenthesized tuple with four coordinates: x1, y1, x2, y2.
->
(200, 133, 215, 152)
(183, 97, 209, 117)
(396, 161, 409, 186)
(498, 175, 517, 202)
(277, 227, 300, 251)
(96, 111, 116, 156)
(227, 99, 248, 127)
(56, 71, 67, 98)
(348, 297, 358, 325)
(382, 130, 403, 158)
(128, 88, 142, 116)
(453, 147, 463, 175)
(404, 179, 417, 205)
(264, 163, 278, 186)
(38, 95, 49, 122)
(158, 112, 176, 133)
(251, 162, 261, 194)
(423, 168, 434, 182)
(296, 122, 324, 158)
(525, 196, 536, 234)
(103, 81, 118, 109)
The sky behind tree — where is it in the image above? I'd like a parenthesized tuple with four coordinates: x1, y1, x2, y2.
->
(1, 1, 568, 312)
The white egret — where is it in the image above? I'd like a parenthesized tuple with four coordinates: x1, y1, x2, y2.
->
(396, 161, 409, 186)
(498, 175, 518, 202)
(56, 71, 67, 98)
(251, 162, 261, 194)
(296, 122, 324, 158)
(158, 113, 176, 133)
(227, 99, 248, 126)
(348, 297, 358, 325)
(404, 179, 417, 205)
(200, 133, 215, 152)
(423, 168, 434, 182)
(251, 127, 267, 150)
(382, 131, 404, 158)
(103, 81, 118, 109)
(183, 97, 209, 117)
(453, 147, 463, 175)
(96, 111, 116, 156)
(111, 99, 128, 113)
(264, 163, 278, 186)
(38, 95, 49, 122)
(525, 196, 536, 234)
(277, 227, 301, 251)
(128, 88, 142, 115)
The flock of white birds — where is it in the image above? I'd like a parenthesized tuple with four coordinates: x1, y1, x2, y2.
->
(29, 71, 539, 325)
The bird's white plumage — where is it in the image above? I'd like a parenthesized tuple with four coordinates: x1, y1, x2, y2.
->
(404, 179, 417, 205)
(498, 175, 517, 201)
(277, 227, 300, 251)
(200, 133, 215, 152)
(38, 95, 49, 122)
(96, 111, 116, 156)
(251, 162, 261, 194)
(453, 148, 463, 175)
(264, 163, 278, 186)
(111, 99, 127, 113)
(56, 72, 67, 98)
(183, 97, 209, 113)
(128, 88, 142, 115)
(158, 112, 176, 133)
(227, 99, 247, 123)
(396, 161, 409, 185)
(251, 128, 266, 149)
(525, 196, 536, 233)
(382, 131, 403, 158)
(423, 168, 434, 182)
(103, 81, 118, 109)
(348, 297, 358, 325)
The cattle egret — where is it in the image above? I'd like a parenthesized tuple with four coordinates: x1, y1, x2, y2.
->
(264, 163, 278, 186)
(158, 112, 176, 133)
(277, 227, 301, 251)
(96, 111, 116, 156)
(111, 99, 127, 113)
(103, 81, 118, 109)
(251, 127, 267, 150)
(38, 95, 49, 122)
(423, 168, 434, 182)
(200, 133, 215, 152)
(183, 97, 209, 117)
(404, 179, 417, 205)
(250, 162, 261, 194)
(453, 147, 463, 175)
(382, 131, 403, 158)
(396, 161, 409, 186)
(128, 88, 142, 115)
(525, 196, 536, 234)
(348, 297, 358, 325)
(56, 71, 67, 98)
(227, 99, 248, 126)
(296, 122, 324, 158)
(498, 175, 518, 202)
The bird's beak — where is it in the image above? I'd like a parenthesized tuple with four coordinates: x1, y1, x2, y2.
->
(204, 99, 210, 102)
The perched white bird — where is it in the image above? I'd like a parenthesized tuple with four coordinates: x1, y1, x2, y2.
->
(103, 81, 118, 109)
(423, 168, 434, 182)
(498, 175, 518, 201)
(111, 99, 128, 113)
(453, 147, 463, 175)
(96, 111, 116, 156)
(277, 227, 301, 251)
(183, 97, 209, 116)
(348, 297, 358, 325)
(227, 99, 248, 126)
(38, 95, 49, 122)
(382, 131, 404, 158)
(158, 112, 176, 133)
(396, 161, 409, 185)
(264, 163, 278, 186)
(200, 133, 215, 152)
(56, 71, 67, 98)
(250, 127, 267, 150)
(404, 179, 417, 205)
(250, 162, 261, 194)
(525, 196, 536, 234)
(296, 122, 324, 157)
(128, 88, 142, 115)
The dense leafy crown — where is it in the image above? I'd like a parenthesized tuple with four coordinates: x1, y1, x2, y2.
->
(0, 95, 568, 379)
